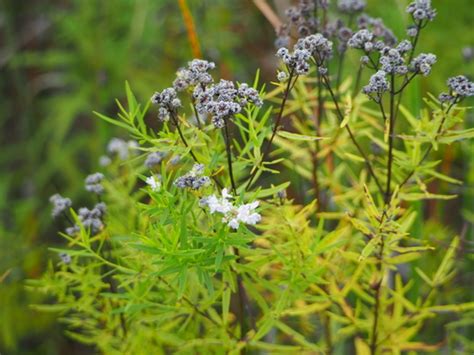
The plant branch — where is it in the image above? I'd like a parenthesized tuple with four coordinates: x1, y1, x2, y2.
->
(245, 69, 297, 190)
(385, 74, 396, 204)
(223, 119, 237, 194)
(399, 101, 457, 189)
(322, 74, 384, 195)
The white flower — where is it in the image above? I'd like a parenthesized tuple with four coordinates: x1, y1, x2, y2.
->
(146, 175, 161, 191)
(206, 189, 233, 214)
(236, 201, 261, 225)
(202, 189, 261, 230)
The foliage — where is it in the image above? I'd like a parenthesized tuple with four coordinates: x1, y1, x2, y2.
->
(1, 0, 473, 354)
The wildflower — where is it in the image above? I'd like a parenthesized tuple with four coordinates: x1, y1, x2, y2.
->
(379, 47, 407, 75)
(151, 87, 181, 122)
(194, 80, 262, 129)
(462, 46, 474, 62)
(348, 29, 374, 51)
(65, 225, 80, 235)
(173, 59, 215, 91)
(396, 40, 413, 55)
(296, 34, 333, 65)
(337, 0, 366, 14)
(202, 188, 261, 230)
(85, 172, 105, 195)
(363, 70, 389, 102)
(107, 138, 137, 160)
(174, 163, 211, 190)
(406, 25, 418, 37)
(99, 155, 111, 167)
(356, 15, 397, 46)
(277, 71, 289, 82)
(406, 0, 436, 22)
(59, 252, 71, 264)
(49, 193, 72, 218)
(277, 47, 311, 75)
(77, 204, 106, 234)
(144, 152, 166, 169)
(205, 188, 234, 215)
(146, 175, 161, 191)
(438, 92, 453, 103)
(410, 53, 437, 76)
(446, 75, 474, 98)
(281, 1, 319, 39)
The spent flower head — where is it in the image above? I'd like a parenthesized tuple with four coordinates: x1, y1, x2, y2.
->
(107, 138, 138, 160)
(85, 172, 105, 195)
(337, 0, 366, 14)
(406, 0, 436, 22)
(410, 53, 437, 76)
(174, 163, 211, 190)
(151, 87, 181, 122)
(145, 152, 166, 169)
(379, 47, 408, 75)
(194, 80, 262, 129)
(363, 70, 389, 102)
(295, 34, 333, 66)
(441, 75, 474, 101)
(49, 193, 72, 219)
(173, 59, 215, 92)
(277, 47, 311, 75)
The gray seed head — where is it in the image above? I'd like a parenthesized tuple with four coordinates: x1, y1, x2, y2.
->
(447, 75, 474, 98)
(50, 193, 72, 218)
(145, 151, 166, 168)
(406, 0, 436, 21)
(337, 0, 366, 14)
(410, 53, 437, 76)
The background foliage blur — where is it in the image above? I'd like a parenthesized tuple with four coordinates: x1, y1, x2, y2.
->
(0, 0, 472, 353)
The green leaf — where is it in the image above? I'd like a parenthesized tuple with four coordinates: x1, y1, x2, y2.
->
(359, 236, 380, 261)
(222, 288, 231, 325)
(277, 130, 324, 142)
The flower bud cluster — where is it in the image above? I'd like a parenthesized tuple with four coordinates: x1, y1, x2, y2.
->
(151, 88, 182, 122)
(173, 59, 215, 92)
(363, 70, 389, 102)
(439, 75, 474, 103)
(406, 0, 436, 22)
(144, 152, 166, 169)
(356, 15, 397, 47)
(106, 137, 138, 161)
(85, 172, 105, 195)
(50, 194, 72, 218)
(174, 163, 211, 190)
(193, 80, 262, 128)
(337, 0, 366, 14)
(410, 53, 437, 76)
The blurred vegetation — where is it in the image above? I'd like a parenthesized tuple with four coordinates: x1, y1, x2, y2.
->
(0, 0, 472, 353)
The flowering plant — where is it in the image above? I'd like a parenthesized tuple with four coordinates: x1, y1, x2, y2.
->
(30, 1, 474, 353)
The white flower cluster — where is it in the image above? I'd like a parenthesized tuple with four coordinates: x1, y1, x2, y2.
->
(146, 175, 161, 191)
(201, 188, 261, 230)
